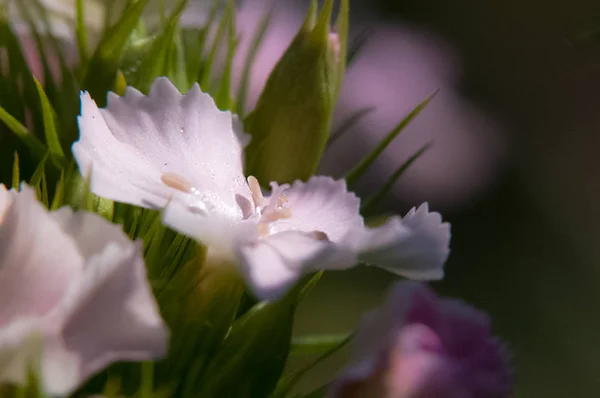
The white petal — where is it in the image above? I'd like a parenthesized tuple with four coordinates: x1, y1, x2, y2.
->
(353, 203, 450, 280)
(72, 77, 251, 217)
(268, 177, 364, 242)
(236, 231, 355, 301)
(0, 185, 83, 324)
(0, 318, 44, 385)
(163, 200, 257, 256)
(45, 241, 168, 396)
(49, 206, 133, 261)
(0, 184, 11, 219)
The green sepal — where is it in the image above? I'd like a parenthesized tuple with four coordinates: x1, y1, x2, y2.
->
(244, 0, 348, 184)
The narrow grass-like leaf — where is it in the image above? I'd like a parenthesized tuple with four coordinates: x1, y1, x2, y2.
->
(200, 1, 230, 90)
(33, 77, 65, 160)
(83, 0, 150, 104)
(333, 0, 349, 100)
(274, 333, 351, 397)
(130, 0, 188, 93)
(0, 20, 42, 132)
(29, 153, 49, 188)
(12, 152, 20, 189)
(182, 1, 220, 85)
(114, 70, 127, 95)
(167, 28, 189, 91)
(345, 91, 438, 185)
(291, 333, 352, 355)
(50, 169, 65, 210)
(361, 143, 431, 215)
(326, 106, 375, 149)
(236, 7, 272, 116)
(40, 169, 49, 207)
(75, 0, 88, 66)
(0, 105, 47, 160)
(347, 27, 373, 67)
(215, 0, 237, 110)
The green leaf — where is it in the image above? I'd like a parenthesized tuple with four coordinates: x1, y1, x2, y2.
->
(236, 7, 272, 116)
(29, 153, 49, 190)
(345, 91, 438, 185)
(291, 333, 352, 355)
(274, 332, 351, 397)
(12, 152, 20, 190)
(326, 106, 375, 149)
(82, 0, 150, 104)
(347, 27, 373, 67)
(50, 169, 65, 210)
(152, 258, 244, 393)
(33, 77, 65, 161)
(130, 0, 188, 93)
(75, 0, 88, 66)
(181, 1, 220, 85)
(0, 105, 47, 161)
(361, 143, 432, 215)
(200, 0, 230, 91)
(187, 295, 296, 398)
(215, 0, 237, 110)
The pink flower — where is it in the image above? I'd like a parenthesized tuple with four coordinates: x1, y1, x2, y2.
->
(330, 281, 513, 398)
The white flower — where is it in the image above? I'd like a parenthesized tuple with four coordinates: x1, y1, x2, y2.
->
(0, 184, 168, 396)
(73, 77, 451, 300)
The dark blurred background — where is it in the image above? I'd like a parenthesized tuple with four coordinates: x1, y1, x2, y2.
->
(266, 1, 600, 397)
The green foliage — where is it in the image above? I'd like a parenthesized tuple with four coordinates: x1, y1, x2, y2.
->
(345, 91, 438, 185)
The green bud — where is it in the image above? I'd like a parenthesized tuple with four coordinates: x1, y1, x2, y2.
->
(244, 0, 349, 183)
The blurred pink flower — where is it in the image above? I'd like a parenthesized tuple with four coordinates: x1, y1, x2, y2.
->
(329, 281, 513, 398)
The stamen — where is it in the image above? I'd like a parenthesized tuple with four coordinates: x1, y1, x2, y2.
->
(257, 223, 270, 236)
(276, 193, 288, 208)
(247, 176, 264, 209)
(161, 172, 193, 193)
(260, 208, 292, 223)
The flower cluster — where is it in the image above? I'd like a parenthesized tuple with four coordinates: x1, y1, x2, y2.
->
(0, 0, 513, 396)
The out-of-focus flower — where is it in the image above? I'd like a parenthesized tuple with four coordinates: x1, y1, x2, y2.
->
(233, 2, 507, 210)
(72, 77, 451, 301)
(244, 0, 347, 183)
(0, 184, 168, 395)
(329, 281, 513, 398)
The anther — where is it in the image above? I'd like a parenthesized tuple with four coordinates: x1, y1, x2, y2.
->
(247, 176, 264, 209)
(161, 172, 193, 193)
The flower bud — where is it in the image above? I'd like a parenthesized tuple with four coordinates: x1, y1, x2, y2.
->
(244, 0, 348, 183)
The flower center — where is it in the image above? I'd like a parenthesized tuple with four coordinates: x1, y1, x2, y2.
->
(247, 176, 292, 236)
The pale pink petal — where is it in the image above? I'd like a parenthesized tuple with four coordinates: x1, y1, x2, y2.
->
(0, 184, 11, 219)
(267, 177, 363, 242)
(73, 77, 251, 219)
(49, 207, 134, 260)
(236, 231, 355, 300)
(352, 203, 451, 280)
(45, 241, 168, 396)
(0, 318, 44, 385)
(0, 186, 83, 326)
